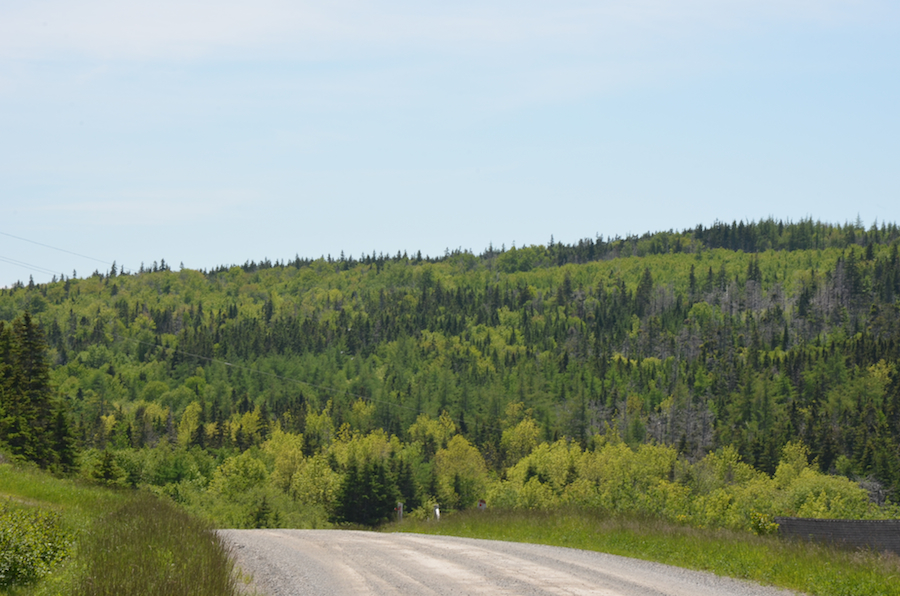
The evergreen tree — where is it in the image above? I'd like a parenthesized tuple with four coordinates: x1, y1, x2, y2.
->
(0, 313, 70, 468)
(635, 267, 653, 317)
(0, 320, 35, 461)
(332, 455, 398, 526)
(50, 406, 78, 473)
(14, 313, 53, 415)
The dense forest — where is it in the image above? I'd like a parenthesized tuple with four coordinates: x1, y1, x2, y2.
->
(2, 217, 900, 528)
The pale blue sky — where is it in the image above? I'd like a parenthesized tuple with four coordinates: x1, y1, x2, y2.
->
(1, 0, 898, 286)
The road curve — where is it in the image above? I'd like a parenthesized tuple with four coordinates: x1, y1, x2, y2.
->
(220, 529, 800, 596)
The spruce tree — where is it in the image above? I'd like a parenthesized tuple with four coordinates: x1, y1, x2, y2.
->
(0, 314, 76, 469)
(50, 405, 78, 472)
(0, 319, 37, 462)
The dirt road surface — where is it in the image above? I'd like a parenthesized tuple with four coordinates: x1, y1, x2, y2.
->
(220, 529, 800, 596)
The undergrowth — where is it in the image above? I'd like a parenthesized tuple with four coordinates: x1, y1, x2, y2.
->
(0, 463, 243, 596)
(0, 503, 72, 588)
(394, 508, 900, 596)
(73, 495, 239, 596)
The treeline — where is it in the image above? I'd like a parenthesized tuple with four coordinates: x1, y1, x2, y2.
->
(1, 219, 900, 525)
(493, 217, 900, 270)
(216, 217, 900, 273)
(7, 217, 890, 287)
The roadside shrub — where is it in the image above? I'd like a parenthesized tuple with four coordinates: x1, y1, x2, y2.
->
(407, 495, 440, 521)
(0, 502, 73, 588)
(779, 469, 871, 518)
(749, 511, 779, 535)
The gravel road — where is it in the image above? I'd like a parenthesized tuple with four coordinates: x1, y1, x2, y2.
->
(220, 529, 800, 596)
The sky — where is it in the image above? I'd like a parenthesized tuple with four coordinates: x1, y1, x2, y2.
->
(1, 0, 898, 287)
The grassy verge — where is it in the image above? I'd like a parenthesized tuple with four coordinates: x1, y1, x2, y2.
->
(393, 509, 900, 596)
(0, 463, 127, 596)
(73, 494, 239, 596)
(0, 463, 244, 596)
(0, 463, 126, 526)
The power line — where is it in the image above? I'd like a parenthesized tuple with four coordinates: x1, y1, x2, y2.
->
(0, 230, 112, 266)
(0, 255, 64, 277)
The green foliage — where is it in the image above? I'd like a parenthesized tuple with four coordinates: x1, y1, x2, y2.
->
(0, 462, 126, 524)
(209, 451, 268, 498)
(408, 412, 456, 458)
(0, 463, 126, 594)
(0, 313, 75, 471)
(0, 502, 72, 588)
(434, 435, 489, 510)
(748, 510, 779, 536)
(779, 469, 870, 519)
(499, 404, 541, 467)
(89, 450, 126, 486)
(487, 439, 889, 533)
(406, 494, 440, 521)
(262, 427, 304, 492)
(503, 440, 580, 506)
(74, 494, 240, 596)
(332, 454, 399, 526)
(289, 453, 340, 509)
(328, 428, 406, 525)
(3, 218, 900, 532)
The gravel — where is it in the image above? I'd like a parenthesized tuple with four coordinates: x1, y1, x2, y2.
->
(220, 529, 802, 596)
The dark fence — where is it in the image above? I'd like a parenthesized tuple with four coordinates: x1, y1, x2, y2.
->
(775, 517, 900, 555)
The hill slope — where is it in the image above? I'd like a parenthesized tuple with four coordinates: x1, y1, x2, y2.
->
(2, 218, 899, 526)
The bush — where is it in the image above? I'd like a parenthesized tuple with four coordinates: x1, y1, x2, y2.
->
(0, 502, 73, 588)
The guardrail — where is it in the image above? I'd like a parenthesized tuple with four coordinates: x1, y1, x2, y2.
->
(775, 517, 900, 555)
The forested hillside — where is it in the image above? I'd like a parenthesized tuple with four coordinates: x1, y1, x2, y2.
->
(2, 218, 900, 528)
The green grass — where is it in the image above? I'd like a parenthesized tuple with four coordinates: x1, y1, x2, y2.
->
(0, 463, 243, 596)
(393, 509, 900, 596)
(73, 494, 239, 596)
(0, 463, 126, 524)
(6, 460, 898, 596)
(0, 463, 128, 596)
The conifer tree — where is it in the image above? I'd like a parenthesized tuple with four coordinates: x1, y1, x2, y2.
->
(0, 313, 76, 469)
(0, 319, 37, 462)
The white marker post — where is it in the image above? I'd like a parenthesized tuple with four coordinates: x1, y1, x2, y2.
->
(396, 502, 403, 522)
(434, 505, 440, 521)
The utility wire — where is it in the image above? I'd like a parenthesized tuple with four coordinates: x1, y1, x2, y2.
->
(0, 255, 64, 277)
(0, 230, 112, 266)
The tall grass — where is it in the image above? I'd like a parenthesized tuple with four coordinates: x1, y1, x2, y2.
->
(395, 508, 900, 596)
(73, 495, 239, 596)
(1, 464, 244, 596)
(0, 464, 125, 525)
(0, 463, 126, 596)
